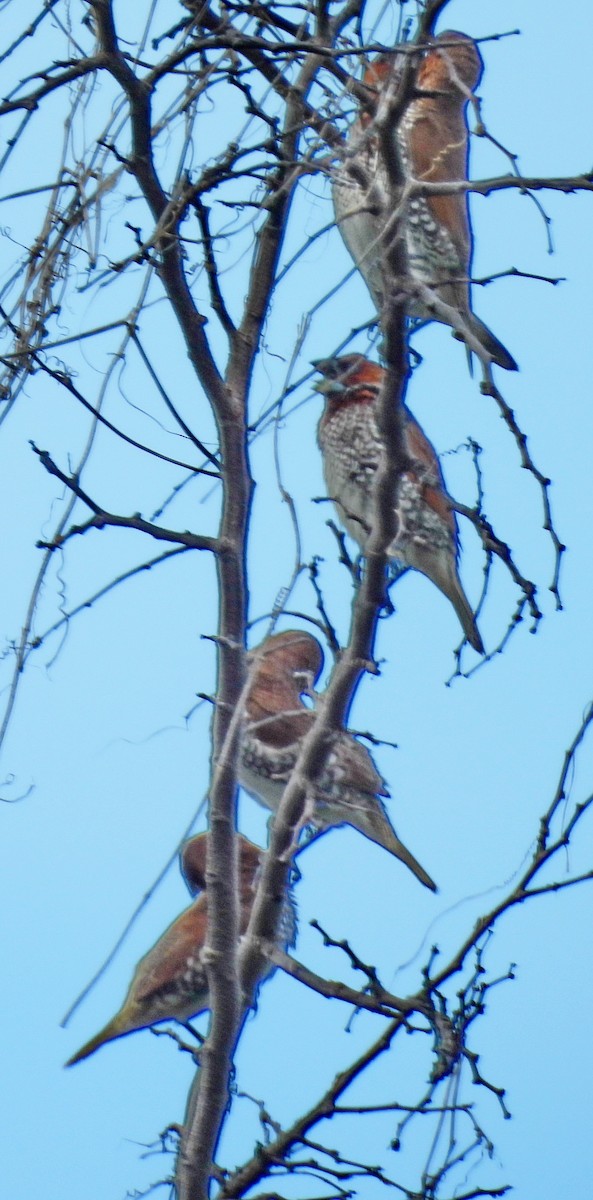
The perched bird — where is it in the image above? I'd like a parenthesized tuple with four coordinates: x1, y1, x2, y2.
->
(314, 353, 484, 654)
(66, 835, 294, 1066)
(240, 629, 437, 891)
(332, 31, 517, 371)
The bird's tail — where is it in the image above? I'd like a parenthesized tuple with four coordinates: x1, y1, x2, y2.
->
(408, 544, 484, 655)
(65, 1016, 127, 1067)
(448, 577, 484, 655)
(361, 803, 438, 892)
(467, 313, 518, 372)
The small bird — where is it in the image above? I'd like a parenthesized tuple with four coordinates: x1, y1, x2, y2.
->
(240, 629, 437, 891)
(66, 835, 294, 1066)
(314, 353, 484, 654)
(332, 31, 517, 371)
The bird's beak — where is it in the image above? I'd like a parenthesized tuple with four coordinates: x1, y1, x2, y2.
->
(313, 378, 346, 395)
(310, 361, 345, 395)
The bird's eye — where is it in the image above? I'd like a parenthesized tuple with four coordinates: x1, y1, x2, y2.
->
(293, 668, 314, 692)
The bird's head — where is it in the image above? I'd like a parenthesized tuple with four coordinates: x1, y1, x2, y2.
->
(417, 31, 483, 96)
(312, 354, 384, 400)
(181, 833, 266, 898)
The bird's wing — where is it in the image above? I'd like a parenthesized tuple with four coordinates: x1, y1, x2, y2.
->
(132, 902, 208, 1004)
(333, 732, 390, 798)
(405, 100, 472, 271)
(404, 412, 456, 535)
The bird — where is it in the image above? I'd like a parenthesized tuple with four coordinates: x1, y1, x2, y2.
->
(66, 835, 294, 1066)
(240, 629, 437, 891)
(314, 353, 484, 654)
(332, 31, 517, 371)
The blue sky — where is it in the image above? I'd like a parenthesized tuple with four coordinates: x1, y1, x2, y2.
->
(1, 2, 593, 1197)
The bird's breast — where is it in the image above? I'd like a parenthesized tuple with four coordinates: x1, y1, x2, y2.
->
(320, 407, 382, 548)
(239, 734, 298, 810)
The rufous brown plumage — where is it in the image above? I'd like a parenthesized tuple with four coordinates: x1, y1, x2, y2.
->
(314, 353, 483, 653)
(332, 31, 517, 370)
(240, 630, 437, 890)
(66, 835, 295, 1065)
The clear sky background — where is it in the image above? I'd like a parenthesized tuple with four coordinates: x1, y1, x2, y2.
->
(1, 2, 593, 1198)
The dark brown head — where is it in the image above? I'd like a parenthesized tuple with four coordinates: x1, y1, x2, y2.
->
(248, 630, 323, 704)
(417, 31, 483, 95)
(244, 631, 323, 742)
(181, 833, 265, 898)
(313, 353, 385, 398)
(313, 356, 387, 425)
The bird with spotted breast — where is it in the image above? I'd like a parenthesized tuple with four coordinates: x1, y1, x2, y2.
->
(314, 353, 484, 654)
(332, 31, 517, 371)
(66, 835, 294, 1065)
(240, 629, 437, 891)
